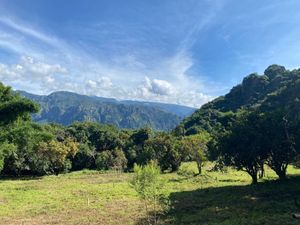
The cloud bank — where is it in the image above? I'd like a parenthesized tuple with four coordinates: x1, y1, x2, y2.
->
(0, 1, 228, 107)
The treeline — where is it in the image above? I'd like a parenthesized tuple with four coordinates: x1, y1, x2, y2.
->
(0, 82, 208, 176)
(209, 108, 300, 183)
(178, 65, 300, 183)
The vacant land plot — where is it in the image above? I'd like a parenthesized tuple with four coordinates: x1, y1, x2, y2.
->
(0, 163, 300, 225)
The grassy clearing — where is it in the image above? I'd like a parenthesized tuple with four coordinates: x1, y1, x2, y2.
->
(0, 163, 299, 224)
(165, 164, 300, 225)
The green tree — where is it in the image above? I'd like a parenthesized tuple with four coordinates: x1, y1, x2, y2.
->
(260, 110, 297, 179)
(95, 148, 127, 171)
(177, 133, 210, 174)
(131, 127, 152, 145)
(32, 138, 78, 175)
(143, 133, 181, 171)
(67, 122, 122, 151)
(0, 142, 16, 173)
(0, 82, 39, 125)
(67, 122, 123, 170)
(1, 123, 53, 175)
(72, 143, 96, 170)
(218, 111, 267, 184)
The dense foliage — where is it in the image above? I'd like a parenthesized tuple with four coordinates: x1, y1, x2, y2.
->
(0, 83, 39, 125)
(179, 65, 300, 182)
(180, 64, 300, 134)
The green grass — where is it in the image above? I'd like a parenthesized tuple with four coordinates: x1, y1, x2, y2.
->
(0, 163, 300, 224)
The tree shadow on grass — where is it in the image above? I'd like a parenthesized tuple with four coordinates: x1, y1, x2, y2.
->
(162, 176, 300, 225)
(0, 175, 43, 181)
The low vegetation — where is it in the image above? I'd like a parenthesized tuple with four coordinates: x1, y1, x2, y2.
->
(131, 161, 166, 225)
(0, 163, 300, 225)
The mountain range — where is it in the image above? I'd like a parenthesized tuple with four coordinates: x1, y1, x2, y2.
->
(19, 91, 195, 130)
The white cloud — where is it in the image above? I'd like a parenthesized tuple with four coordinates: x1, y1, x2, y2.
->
(131, 77, 212, 107)
(85, 76, 113, 95)
(0, 56, 68, 92)
(19, 56, 67, 76)
(0, 15, 216, 107)
(0, 17, 63, 48)
(45, 76, 55, 84)
(143, 77, 175, 96)
(0, 51, 213, 107)
(0, 63, 17, 79)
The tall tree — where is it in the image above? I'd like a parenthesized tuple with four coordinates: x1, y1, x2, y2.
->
(218, 111, 267, 184)
(0, 82, 39, 125)
(260, 110, 297, 179)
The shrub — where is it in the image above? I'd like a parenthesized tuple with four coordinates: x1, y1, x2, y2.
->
(130, 161, 166, 224)
(95, 148, 127, 171)
(177, 163, 197, 177)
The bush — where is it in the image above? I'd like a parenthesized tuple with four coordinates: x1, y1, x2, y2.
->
(31, 139, 78, 175)
(95, 148, 127, 171)
(0, 142, 16, 173)
(177, 163, 197, 177)
(130, 161, 166, 224)
(72, 143, 96, 170)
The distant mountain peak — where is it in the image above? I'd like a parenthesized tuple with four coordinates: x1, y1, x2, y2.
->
(19, 90, 195, 130)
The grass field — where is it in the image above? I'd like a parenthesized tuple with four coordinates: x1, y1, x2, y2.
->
(0, 163, 300, 225)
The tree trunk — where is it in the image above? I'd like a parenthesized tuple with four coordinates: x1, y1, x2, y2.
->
(258, 163, 264, 179)
(270, 162, 288, 180)
(251, 174, 258, 184)
(171, 163, 179, 172)
(275, 168, 287, 180)
(197, 161, 202, 175)
(246, 170, 258, 184)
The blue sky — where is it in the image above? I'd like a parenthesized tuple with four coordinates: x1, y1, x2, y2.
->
(0, 0, 300, 107)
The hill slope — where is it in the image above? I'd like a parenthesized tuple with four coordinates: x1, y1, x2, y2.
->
(20, 91, 195, 130)
(180, 64, 300, 134)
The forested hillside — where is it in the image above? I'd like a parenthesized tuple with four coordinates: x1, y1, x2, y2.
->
(20, 91, 195, 130)
(180, 65, 300, 135)
(175, 64, 300, 184)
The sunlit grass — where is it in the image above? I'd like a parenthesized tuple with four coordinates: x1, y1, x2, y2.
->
(0, 163, 299, 224)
